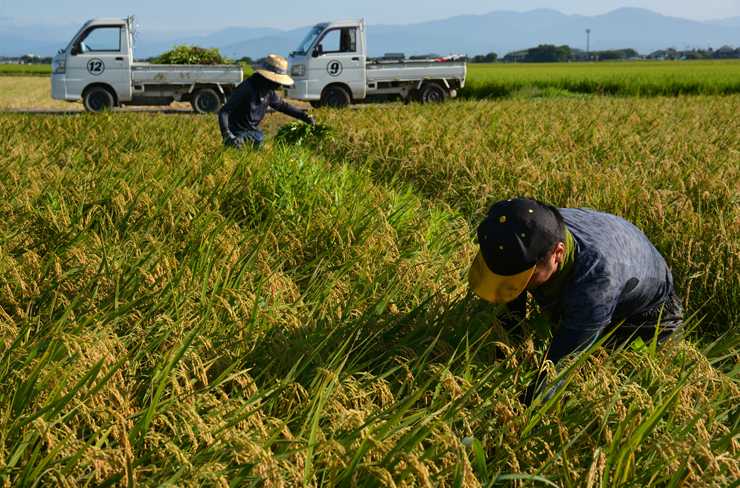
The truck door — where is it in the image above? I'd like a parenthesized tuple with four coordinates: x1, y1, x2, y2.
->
(309, 27, 365, 100)
(65, 24, 131, 101)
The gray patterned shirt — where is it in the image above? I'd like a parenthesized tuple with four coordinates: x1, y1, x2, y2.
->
(530, 208, 674, 332)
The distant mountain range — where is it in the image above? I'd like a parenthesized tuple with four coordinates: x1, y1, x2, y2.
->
(1, 8, 738, 59)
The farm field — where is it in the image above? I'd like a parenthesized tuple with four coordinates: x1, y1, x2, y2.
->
(462, 60, 740, 98)
(0, 67, 263, 111)
(5, 60, 740, 108)
(1, 70, 740, 486)
(0, 76, 193, 111)
(0, 76, 71, 110)
(0, 64, 52, 76)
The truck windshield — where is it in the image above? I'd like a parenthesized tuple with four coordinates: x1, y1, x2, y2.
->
(63, 22, 90, 52)
(294, 26, 324, 55)
(79, 26, 122, 52)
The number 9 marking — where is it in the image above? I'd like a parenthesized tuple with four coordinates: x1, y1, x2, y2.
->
(326, 60, 343, 76)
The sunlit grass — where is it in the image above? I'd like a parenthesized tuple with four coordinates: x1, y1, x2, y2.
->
(0, 76, 72, 109)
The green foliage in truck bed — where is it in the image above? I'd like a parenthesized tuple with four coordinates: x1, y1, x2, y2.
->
(150, 44, 233, 65)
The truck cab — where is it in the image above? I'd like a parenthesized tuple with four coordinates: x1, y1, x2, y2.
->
(285, 19, 466, 107)
(52, 18, 134, 108)
(51, 17, 243, 113)
(287, 20, 367, 106)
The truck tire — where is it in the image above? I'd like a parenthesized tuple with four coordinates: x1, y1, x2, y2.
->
(419, 83, 448, 104)
(319, 86, 350, 108)
(83, 87, 115, 113)
(191, 88, 222, 114)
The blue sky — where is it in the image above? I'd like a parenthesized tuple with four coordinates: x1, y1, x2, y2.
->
(2, 0, 739, 33)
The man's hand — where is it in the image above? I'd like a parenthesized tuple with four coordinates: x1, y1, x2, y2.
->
(306, 115, 316, 128)
(223, 132, 240, 148)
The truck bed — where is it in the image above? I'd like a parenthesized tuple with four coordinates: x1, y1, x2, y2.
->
(365, 60, 466, 84)
(130, 63, 243, 84)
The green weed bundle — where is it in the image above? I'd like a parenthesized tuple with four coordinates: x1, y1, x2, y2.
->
(275, 121, 336, 147)
(150, 44, 233, 65)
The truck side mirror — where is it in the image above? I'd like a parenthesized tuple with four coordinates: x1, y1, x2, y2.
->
(70, 45, 78, 56)
(313, 44, 323, 57)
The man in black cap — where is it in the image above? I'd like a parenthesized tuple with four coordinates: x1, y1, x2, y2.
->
(219, 54, 315, 150)
(469, 197, 684, 405)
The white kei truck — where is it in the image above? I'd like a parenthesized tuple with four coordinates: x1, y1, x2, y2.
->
(284, 19, 466, 107)
(50, 17, 243, 113)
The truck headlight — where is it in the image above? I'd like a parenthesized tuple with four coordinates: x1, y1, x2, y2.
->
(291, 64, 305, 76)
(52, 60, 66, 74)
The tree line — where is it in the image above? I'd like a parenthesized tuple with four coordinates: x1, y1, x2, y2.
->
(519, 45, 639, 62)
(461, 45, 651, 63)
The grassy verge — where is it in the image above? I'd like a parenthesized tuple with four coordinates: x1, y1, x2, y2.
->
(0, 72, 299, 111)
(0, 76, 78, 110)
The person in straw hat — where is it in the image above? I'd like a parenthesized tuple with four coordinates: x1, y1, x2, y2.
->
(469, 197, 684, 405)
(218, 54, 315, 150)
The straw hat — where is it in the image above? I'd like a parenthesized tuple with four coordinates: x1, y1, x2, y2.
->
(252, 54, 294, 85)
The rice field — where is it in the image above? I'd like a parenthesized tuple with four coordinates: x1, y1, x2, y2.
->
(5, 60, 740, 100)
(461, 60, 740, 98)
(315, 96, 740, 334)
(0, 64, 52, 76)
(1, 68, 740, 486)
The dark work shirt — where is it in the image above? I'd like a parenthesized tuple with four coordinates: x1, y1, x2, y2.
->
(218, 75, 308, 134)
(520, 208, 676, 405)
(528, 208, 674, 367)
(530, 208, 674, 332)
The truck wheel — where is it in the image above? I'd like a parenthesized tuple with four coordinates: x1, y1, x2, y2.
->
(320, 86, 350, 108)
(191, 88, 222, 114)
(83, 87, 115, 113)
(419, 83, 448, 104)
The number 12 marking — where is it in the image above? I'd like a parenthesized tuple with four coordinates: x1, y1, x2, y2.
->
(87, 59, 105, 75)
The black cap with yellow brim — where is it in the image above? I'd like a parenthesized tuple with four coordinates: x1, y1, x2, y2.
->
(469, 251, 536, 304)
(468, 198, 559, 304)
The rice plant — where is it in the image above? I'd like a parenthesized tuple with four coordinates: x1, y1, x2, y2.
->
(0, 98, 738, 487)
(314, 96, 740, 335)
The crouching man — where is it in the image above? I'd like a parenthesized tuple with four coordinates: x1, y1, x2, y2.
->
(468, 197, 684, 405)
(219, 54, 315, 150)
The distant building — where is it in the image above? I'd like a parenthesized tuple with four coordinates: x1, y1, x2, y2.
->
(501, 51, 527, 63)
(647, 49, 678, 60)
(712, 45, 739, 59)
